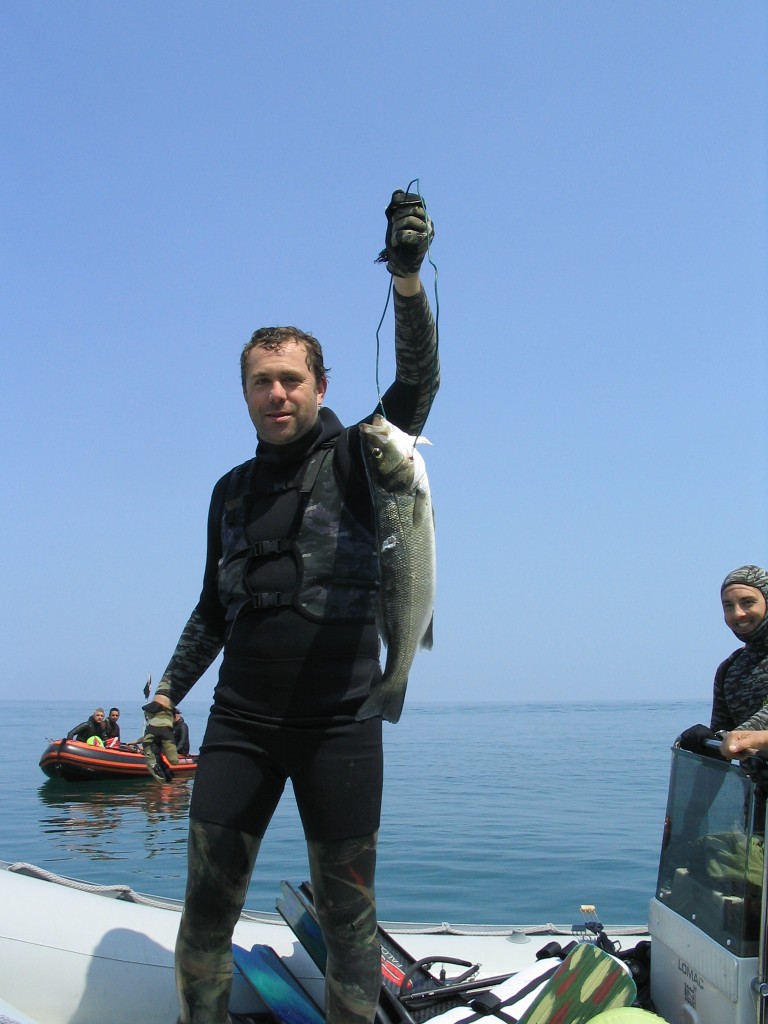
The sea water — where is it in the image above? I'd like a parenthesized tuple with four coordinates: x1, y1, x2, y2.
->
(1, 699, 708, 925)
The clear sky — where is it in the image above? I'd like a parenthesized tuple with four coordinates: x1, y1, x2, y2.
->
(2, 2, 766, 708)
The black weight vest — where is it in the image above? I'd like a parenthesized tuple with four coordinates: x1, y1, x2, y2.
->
(216, 438, 380, 628)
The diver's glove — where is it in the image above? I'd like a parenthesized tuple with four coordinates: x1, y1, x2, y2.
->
(678, 723, 724, 759)
(375, 190, 434, 277)
(142, 694, 179, 783)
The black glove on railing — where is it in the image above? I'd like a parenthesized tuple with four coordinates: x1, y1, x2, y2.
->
(678, 723, 724, 760)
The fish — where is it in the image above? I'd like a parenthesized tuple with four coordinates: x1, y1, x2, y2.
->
(355, 414, 435, 724)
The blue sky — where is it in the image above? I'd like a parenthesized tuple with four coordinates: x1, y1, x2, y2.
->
(2, 1, 766, 708)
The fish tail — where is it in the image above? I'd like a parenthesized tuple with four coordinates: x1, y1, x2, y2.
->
(355, 680, 408, 724)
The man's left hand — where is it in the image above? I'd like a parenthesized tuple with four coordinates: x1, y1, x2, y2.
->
(376, 190, 434, 277)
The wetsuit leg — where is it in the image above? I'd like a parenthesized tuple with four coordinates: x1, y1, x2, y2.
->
(307, 833, 380, 1024)
(176, 819, 261, 1024)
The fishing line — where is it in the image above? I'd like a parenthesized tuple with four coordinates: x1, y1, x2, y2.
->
(374, 177, 440, 445)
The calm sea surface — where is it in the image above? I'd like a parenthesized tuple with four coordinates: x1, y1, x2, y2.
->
(1, 699, 708, 926)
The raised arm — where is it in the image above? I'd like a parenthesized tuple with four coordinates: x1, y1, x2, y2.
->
(375, 191, 439, 434)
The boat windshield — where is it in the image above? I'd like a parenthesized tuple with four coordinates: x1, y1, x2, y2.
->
(656, 747, 764, 957)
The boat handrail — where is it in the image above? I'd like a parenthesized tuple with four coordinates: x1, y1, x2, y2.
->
(3, 861, 278, 923)
(3, 861, 652, 941)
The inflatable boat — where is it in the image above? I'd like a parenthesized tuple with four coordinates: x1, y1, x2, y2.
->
(38, 738, 197, 782)
(5, 741, 767, 1024)
(0, 860, 648, 1024)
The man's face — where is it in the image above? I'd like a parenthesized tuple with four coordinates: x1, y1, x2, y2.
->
(242, 340, 327, 445)
(722, 584, 767, 638)
(109, 710, 119, 723)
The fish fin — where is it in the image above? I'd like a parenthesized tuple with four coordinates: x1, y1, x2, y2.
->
(420, 616, 434, 651)
(375, 611, 392, 648)
(412, 486, 432, 526)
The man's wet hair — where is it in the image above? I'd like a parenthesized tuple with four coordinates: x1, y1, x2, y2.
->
(241, 326, 330, 390)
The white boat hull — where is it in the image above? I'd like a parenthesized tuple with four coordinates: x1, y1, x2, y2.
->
(0, 862, 649, 1024)
(0, 865, 282, 1022)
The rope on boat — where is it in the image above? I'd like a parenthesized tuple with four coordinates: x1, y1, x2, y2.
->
(380, 921, 651, 939)
(8, 862, 139, 899)
(6, 862, 183, 911)
(5, 862, 282, 922)
(5, 863, 650, 939)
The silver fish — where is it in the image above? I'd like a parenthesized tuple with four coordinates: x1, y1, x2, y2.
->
(356, 415, 435, 723)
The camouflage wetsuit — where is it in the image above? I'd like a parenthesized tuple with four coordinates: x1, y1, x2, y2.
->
(711, 646, 768, 732)
(157, 286, 438, 1024)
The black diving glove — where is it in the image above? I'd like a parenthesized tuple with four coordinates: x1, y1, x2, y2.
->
(678, 724, 724, 759)
(142, 697, 179, 782)
(375, 189, 434, 277)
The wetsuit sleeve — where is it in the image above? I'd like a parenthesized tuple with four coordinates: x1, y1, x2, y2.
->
(377, 284, 439, 434)
(155, 475, 230, 707)
(155, 608, 224, 706)
(734, 706, 768, 732)
(66, 721, 88, 740)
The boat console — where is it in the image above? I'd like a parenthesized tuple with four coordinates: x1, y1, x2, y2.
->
(650, 745, 766, 1024)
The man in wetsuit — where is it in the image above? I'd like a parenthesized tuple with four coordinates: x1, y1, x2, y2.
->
(144, 190, 438, 1024)
(172, 710, 190, 757)
(105, 707, 121, 745)
(66, 707, 108, 743)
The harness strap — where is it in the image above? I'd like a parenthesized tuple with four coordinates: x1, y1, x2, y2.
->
(262, 480, 295, 494)
(463, 991, 518, 1024)
(247, 592, 291, 609)
(249, 539, 294, 557)
(299, 443, 335, 495)
(450, 964, 558, 1024)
